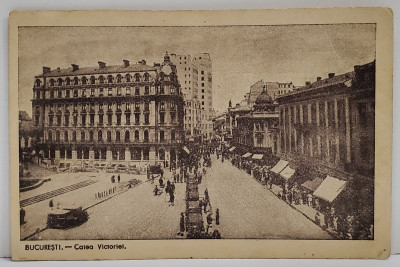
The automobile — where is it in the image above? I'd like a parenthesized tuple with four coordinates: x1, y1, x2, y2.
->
(47, 206, 88, 229)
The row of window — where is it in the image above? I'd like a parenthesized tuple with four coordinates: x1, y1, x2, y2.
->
(41, 111, 177, 126)
(36, 73, 152, 87)
(35, 85, 177, 99)
(46, 129, 175, 143)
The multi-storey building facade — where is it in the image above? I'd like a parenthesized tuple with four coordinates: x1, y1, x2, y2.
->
(233, 88, 279, 156)
(277, 61, 375, 225)
(31, 53, 184, 168)
(170, 53, 213, 140)
(248, 80, 296, 107)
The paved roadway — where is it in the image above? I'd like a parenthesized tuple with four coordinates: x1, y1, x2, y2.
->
(31, 155, 330, 240)
(202, 155, 331, 239)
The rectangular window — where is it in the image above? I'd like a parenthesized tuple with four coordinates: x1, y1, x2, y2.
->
(117, 87, 122, 96)
(99, 103, 103, 110)
(159, 113, 165, 125)
(82, 89, 86, 97)
(50, 91, 54, 98)
(135, 113, 140, 125)
(135, 87, 140, 95)
(91, 88, 95, 97)
(126, 114, 130, 125)
(74, 90, 78, 97)
(108, 114, 112, 125)
(98, 114, 103, 125)
(145, 86, 149, 95)
(65, 90, 70, 98)
(90, 114, 95, 125)
(99, 88, 104, 96)
(116, 114, 121, 125)
(108, 88, 112, 96)
(126, 87, 131, 95)
(144, 113, 149, 124)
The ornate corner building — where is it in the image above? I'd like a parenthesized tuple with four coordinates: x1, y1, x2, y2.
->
(31, 53, 185, 168)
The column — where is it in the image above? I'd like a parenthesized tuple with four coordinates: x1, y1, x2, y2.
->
(282, 107, 286, 154)
(89, 148, 94, 161)
(149, 146, 156, 165)
(288, 106, 292, 153)
(294, 105, 297, 152)
(72, 149, 77, 160)
(55, 149, 60, 159)
(125, 148, 131, 162)
(106, 147, 112, 162)
(345, 97, 351, 163)
(121, 104, 126, 125)
(299, 105, 304, 155)
(316, 101, 321, 156)
(94, 104, 99, 125)
(325, 100, 329, 159)
(334, 98, 339, 163)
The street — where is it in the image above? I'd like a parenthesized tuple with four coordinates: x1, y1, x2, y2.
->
(27, 155, 330, 240)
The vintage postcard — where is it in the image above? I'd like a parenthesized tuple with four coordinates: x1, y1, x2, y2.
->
(9, 8, 393, 260)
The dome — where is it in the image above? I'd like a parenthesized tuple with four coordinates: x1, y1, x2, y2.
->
(255, 89, 273, 105)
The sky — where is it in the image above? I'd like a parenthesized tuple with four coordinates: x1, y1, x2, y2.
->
(18, 24, 376, 116)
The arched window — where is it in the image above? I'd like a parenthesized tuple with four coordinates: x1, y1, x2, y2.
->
(73, 77, 79, 85)
(134, 73, 141, 82)
(116, 131, 120, 141)
(125, 74, 131, 82)
(98, 130, 102, 141)
(35, 79, 41, 87)
(144, 73, 149, 81)
(81, 131, 85, 141)
(89, 131, 94, 141)
(57, 78, 63, 86)
(135, 130, 139, 141)
(107, 131, 111, 142)
(56, 131, 60, 141)
(65, 77, 71, 85)
(90, 76, 96, 84)
(72, 131, 76, 141)
(64, 131, 69, 142)
(82, 76, 87, 85)
(144, 130, 149, 142)
(107, 75, 113, 83)
(99, 75, 104, 84)
(49, 79, 55, 87)
(125, 131, 130, 142)
(48, 131, 53, 141)
(116, 74, 122, 83)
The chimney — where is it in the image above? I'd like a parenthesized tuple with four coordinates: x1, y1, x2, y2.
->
(138, 60, 146, 65)
(56, 67, 61, 72)
(317, 77, 322, 81)
(98, 61, 106, 69)
(328, 73, 335, 79)
(123, 60, 130, 67)
(71, 64, 79, 71)
(305, 81, 311, 86)
(43, 67, 51, 74)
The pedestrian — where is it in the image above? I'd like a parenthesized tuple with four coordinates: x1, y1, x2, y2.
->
(118, 174, 121, 183)
(173, 173, 177, 183)
(216, 208, 220, 225)
(169, 191, 175, 206)
(203, 199, 208, 213)
(154, 185, 159, 196)
(49, 199, 54, 209)
(179, 212, 185, 236)
(315, 212, 321, 226)
(288, 191, 293, 205)
(20, 208, 26, 225)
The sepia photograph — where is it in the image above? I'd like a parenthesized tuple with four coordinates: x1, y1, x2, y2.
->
(9, 9, 392, 260)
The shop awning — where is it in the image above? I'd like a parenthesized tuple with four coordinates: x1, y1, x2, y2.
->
(229, 146, 236, 152)
(183, 146, 190, 154)
(280, 165, 296, 180)
(270, 160, 289, 175)
(302, 178, 323, 192)
(313, 176, 348, 202)
(252, 154, 264, 160)
(242, 152, 252, 158)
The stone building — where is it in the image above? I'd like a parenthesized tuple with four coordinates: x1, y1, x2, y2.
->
(277, 61, 375, 223)
(170, 53, 214, 140)
(31, 53, 184, 168)
(233, 88, 279, 157)
(248, 80, 296, 107)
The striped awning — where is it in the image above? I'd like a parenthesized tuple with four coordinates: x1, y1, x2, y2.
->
(270, 160, 289, 175)
(242, 152, 252, 158)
